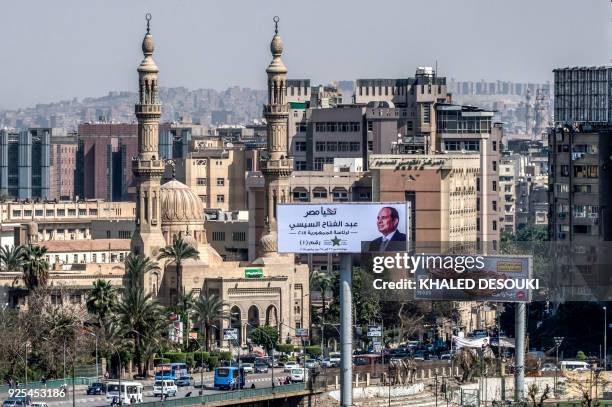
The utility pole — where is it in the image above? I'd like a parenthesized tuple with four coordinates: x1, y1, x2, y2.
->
(514, 303, 526, 402)
(554, 337, 564, 397)
(339, 254, 353, 407)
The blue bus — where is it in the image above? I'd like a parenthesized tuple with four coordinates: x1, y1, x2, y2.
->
(213, 366, 246, 390)
(154, 362, 188, 380)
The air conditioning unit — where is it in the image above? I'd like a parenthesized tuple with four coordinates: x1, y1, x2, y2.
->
(589, 212, 598, 219)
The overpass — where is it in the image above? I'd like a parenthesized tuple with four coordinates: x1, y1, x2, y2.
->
(138, 383, 321, 407)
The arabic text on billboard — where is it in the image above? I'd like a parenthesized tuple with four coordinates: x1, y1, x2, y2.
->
(277, 203, 409, 254)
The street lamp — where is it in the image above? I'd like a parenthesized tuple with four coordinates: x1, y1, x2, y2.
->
(553, 336, 564, 397)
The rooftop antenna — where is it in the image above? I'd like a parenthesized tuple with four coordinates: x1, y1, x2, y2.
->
(435, 60, 438, 77)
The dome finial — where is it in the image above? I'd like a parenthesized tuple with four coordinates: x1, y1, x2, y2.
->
(273, 16, 279, 34)
(146, 13, 152, 34)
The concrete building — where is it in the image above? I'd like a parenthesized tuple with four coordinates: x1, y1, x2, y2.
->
(204, 209, 249, 261)
(498, 158, 517, 233)
(49, 132, 78, 200)
(553, 66, 611, 125)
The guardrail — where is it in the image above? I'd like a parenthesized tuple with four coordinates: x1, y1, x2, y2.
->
(138, 383, 306, 407)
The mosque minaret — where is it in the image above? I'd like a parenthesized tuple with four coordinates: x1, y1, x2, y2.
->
(258, 17, 293, 257)
(130, 14, 167, 269)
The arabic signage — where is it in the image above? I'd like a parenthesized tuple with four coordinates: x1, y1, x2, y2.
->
(414, 255, 533, 302)
(367, 325, 382, 337)
(277, 203, 410, 254)
(295, 328, 309, 337)
(223, 328, 239, 341)
(245, 268, 263, 278)
(453, 336, 491, 349)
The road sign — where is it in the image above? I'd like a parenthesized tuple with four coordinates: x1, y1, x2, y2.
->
(367, 325, 382, 337)
(223, 328, 238, 341)
(295, 328, 309, 337)
(373, 341, 382, 352)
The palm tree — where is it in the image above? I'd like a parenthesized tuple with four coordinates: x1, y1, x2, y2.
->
(157, 238, 199, 300)
(175, 290, 194, 346)
(86, 279, 118, 325)
(193, 294, 229, 352)
(115, 287, 164, 376)
(124, 254, 160, 290)
(310, 270, 333, 316)
(22, 245, 49, 290)
(0, 245, 25, 273)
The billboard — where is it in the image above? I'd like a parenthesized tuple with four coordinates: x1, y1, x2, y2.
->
(223, 328, 239, 341)
(414, 255, 533, 302)
(367, 325, 382, 337)
(277, 202, 410, 254)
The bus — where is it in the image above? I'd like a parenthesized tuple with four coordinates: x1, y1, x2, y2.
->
(105, 381, 143, 405)
(214, 366, 246, 390)
(154, 363, 188, 380)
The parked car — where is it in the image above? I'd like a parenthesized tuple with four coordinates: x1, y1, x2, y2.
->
(440, 353, 452, 360)
(86, 382, 106, 395)
(254, 362, 269, 373)
(175, 376, 194, 387)
(241, 363, 254, 374)
(2, 398, 26, 407)
(284, 362, 300, 372)
(540, 363, 558, 372)
(267, 358, 280, 368)
(153, 380, 177, 397)
(31, 403, 49, 407)
(304, 359, 319, 369)
(321, 358, 336, 368)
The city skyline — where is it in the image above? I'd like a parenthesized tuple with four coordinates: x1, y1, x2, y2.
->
(0, 0, 609, 110)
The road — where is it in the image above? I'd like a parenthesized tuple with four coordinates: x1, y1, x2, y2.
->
(8, 370, 286, 407)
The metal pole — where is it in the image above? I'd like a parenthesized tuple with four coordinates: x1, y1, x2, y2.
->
(604, 307, 607, 371)
(24, 343, 27, 389)
(514, 303, 526, 402)
(118, 351, 122, 406)
(95, 334, 99, 380)
(63, 338, 66, 385)
(339, 254, 352, 407)
(555, 346, 558, 397)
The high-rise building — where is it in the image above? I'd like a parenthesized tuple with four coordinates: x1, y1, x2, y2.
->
(553, 66, 611, 125)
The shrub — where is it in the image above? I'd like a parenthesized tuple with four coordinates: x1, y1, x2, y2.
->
(219, 351, 232, 361)
(154, 357, 170, 365)
(276, 344, 295, 354)
(193, 352, 210, 367)
(305, 346, 322, 357)
(164, 352, 187, 363)
(185, 353, 195, 368)
(576, 351, 586, 361)
(208, 356, 219, 369)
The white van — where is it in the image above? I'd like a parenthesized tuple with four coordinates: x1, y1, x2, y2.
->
(560, 361, 590, 372)
(105, 381, 143, 405)
(290, 367, 310, 383)
(153, 379, 177, 397)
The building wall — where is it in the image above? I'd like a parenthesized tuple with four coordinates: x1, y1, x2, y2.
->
(553, 67, 611, 125)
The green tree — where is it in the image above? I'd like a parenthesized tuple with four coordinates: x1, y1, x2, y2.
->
(124, 254, 160, 290)
(0, 245, 25, 273)
(170, 290, 195, 348)
(115, 287, 165, 376)
(157, 237, 199, 299)
(86, 279, 118, 325)
(22, 245, 49, 290)
(310, 270, 333, 317)
(249, 325, 278, 355)
(193, 294, 228, 352)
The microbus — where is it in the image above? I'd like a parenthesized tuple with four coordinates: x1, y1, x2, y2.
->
(105, 381, 143, 405)
(214, 366, 246, 390)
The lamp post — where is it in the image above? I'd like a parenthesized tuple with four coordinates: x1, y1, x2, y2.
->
(553, 337, 564, 398)
(604, 306, 607, 371)
(90, 332, 99, 380)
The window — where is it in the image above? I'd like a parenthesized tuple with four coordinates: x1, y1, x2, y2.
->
(492, 220, 497, 231)
(561, 165, 569, 177)
(295, 141, 307, 152)
(118, 231, 131, 239)
(359, 191, 371, 200)
(70, 294, 81, 305)
(465, 141, 480, 151)
(232, 232, 246, 241)
(212, 232, 225, 241)
(492, 201, 497, 211)
(295, 123, 307, 133)
(35, 209, 43, 217)
(315, 142, 326, 152)
(78, 208, 86, 215)
(89, 209, 98, 216)
(292, 189, 309, 202)
(46, 209, 54, 216)
(12, 210, 21, 217)
(102, 253, 106, 262)
(326, 142, 337, 152)
(313, 188, 327, 199)
(73, 254, 78, 263)
(476, 198, 481, 211)
(476, 178, 481, 192)
(492, 141, 497, 151)
(24, 210, 32, 217)
(492, 181, 497, 191)
(367, 121, 373, 131)
(445, 141, 460, 151)
(476, 218, 481, 231)
(197, 178, 207, 186)
(295, 161, 307, 170)
(216, 195, 225, 203)
(51, 293, 62, 305)
(67, 209, 75, 216)
(574, 165, 598, 178)
(492, 161, 497, 171)
(216, 178, 225, 186)
(332, 188, 348, 202)
(349, 142, 360, 152)
(574, 184, 592, 193)
(423, 104, 431, 124)
(338, 142, 349, 152)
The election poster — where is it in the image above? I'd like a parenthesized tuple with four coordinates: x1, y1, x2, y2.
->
(277, 202, 410, 254)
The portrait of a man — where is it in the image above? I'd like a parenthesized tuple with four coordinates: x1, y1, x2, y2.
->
(368, 206, 407, 252)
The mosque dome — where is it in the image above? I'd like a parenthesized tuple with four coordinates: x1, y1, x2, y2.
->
(160, 179, 204, 224)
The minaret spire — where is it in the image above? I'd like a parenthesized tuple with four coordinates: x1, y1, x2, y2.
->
(258, 17, 293, 257)
(131, 14, 166, 272)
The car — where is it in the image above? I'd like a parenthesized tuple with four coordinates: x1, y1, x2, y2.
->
(152, 380, 177, 397)
(284, 362, 300, 372)
(241, 363, 254, 374)
(353, 358, 369, 366)
(321, 358, 336, 368)
(428, 355, 439, 360)
(254, 362, 269, 373)
(175, 376, 194, 387)
(290, 368, 309, 383)
(304, 359, 319, 369)
(267, 358, 280, 368)
(86, 382, 106, 395)
(31, 403, 49, 407)
(2, 398, 26, 407)
(440, 353, 452, 360)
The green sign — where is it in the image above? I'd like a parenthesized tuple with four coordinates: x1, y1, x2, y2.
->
(245, 268, 264, 278)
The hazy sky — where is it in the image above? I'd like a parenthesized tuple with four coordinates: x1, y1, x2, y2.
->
(0, 0, 610, 109)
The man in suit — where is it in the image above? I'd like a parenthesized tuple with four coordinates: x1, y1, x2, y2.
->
(368, 206, 406, 252)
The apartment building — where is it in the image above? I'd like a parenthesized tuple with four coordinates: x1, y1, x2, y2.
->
(498, 159, 517, 233)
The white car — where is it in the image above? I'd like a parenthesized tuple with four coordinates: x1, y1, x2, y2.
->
(152, 380, 177, 397)
(321, 358, 336, 368)
(304, 359, 319, 369)
(284, 362, 300, 372)
(290, 368, 309, 382)
(241, 363, 254, 374)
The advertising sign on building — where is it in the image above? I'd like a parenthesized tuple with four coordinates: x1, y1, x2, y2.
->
(277, 203, 410, 254)
(223, 328, 239, 341)
(295, 328, 309, 337)
(245, 268, 264, 278)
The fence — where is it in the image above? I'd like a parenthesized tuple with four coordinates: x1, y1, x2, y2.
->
(0, 377, 98, 394)
(138, 383, 306, 407)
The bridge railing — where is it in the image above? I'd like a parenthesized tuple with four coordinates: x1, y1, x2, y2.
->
(138, 383, 306, 406)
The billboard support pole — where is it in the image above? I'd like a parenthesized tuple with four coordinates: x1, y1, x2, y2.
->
(514, 302, 525, 402)
(340, 253, 353, 407)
